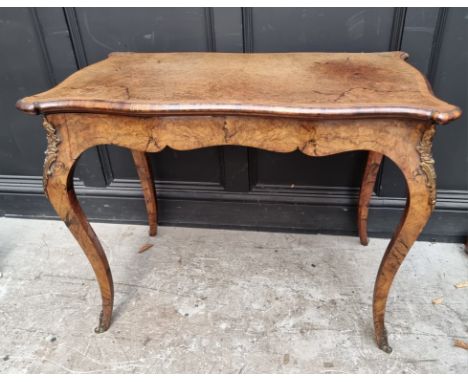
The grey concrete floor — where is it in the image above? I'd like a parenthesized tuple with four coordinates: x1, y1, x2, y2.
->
(0, 217, 466, 373)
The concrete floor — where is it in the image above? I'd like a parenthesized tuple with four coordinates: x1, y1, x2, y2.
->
(0, 217, 466, 373)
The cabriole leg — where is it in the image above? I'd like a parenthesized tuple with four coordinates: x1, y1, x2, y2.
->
(358, 151, 383, 246)
(43, 118, 114, 333)
(373, 126, 436, 353)
(131, 150, 158, 236)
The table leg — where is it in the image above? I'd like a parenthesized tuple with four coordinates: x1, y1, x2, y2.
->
(358, 151, 383, 245)
(373, 127, 436, 353)
(131, 150, 158, 236)
(42, 118, 114, 333)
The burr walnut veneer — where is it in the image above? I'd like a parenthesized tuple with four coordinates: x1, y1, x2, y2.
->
(17, 52, 461, 353)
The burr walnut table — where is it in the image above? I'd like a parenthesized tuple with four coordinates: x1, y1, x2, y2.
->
(16, 52, 461, 353)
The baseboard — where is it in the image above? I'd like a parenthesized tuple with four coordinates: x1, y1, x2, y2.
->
(0, 176, 466, 243)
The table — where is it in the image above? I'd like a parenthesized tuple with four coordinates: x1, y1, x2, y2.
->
(16, 52, 461, 353)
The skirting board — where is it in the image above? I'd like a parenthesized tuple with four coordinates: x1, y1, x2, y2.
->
(0, 178, 466, 243)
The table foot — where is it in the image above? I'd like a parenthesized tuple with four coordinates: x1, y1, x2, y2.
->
(375, 326, 393, 353)
(358, 151, 383, 246)
(131, 150, 158, 237)
(94, 308, 112, 333)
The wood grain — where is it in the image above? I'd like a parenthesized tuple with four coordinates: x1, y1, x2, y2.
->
(41, 112, 441, 352)
(17, 52, 460, 124)
(43, 118, 113, 333)
(358, 151, 384, 246)
(16, 51, 462, 353)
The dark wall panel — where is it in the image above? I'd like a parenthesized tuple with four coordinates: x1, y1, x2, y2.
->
(75, 7, 209, 61)
(36, 8, 108, 187)
(380, 8, 468, 196)
(379, 7, 439, 197)
(73, 7, 223, 185)
(211, 8, 250, 192)
(250, 8, 394, 52)
(255, 151, 367, 188)
(108, 146, 222, 184)
(248, 8, 395, 190)
(431, 9, 467, 191)
(0, 8, 107, 187)
(400, 8, 438, 73)
(0, 8, 50, 176)
(0, 7, 466, 242)
(34, 8, 78, 82)
(212, 8, 243, 52)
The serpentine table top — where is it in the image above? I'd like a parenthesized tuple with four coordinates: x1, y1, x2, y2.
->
(16, 51, 461, 354)
(17, 51, 459, 122)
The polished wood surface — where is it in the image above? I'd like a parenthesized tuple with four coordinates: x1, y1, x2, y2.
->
(358, 151, 384, 246)
(17, 52, 460, 124)
(16, 51, 462, 353)
(131, 150, 158, 236)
